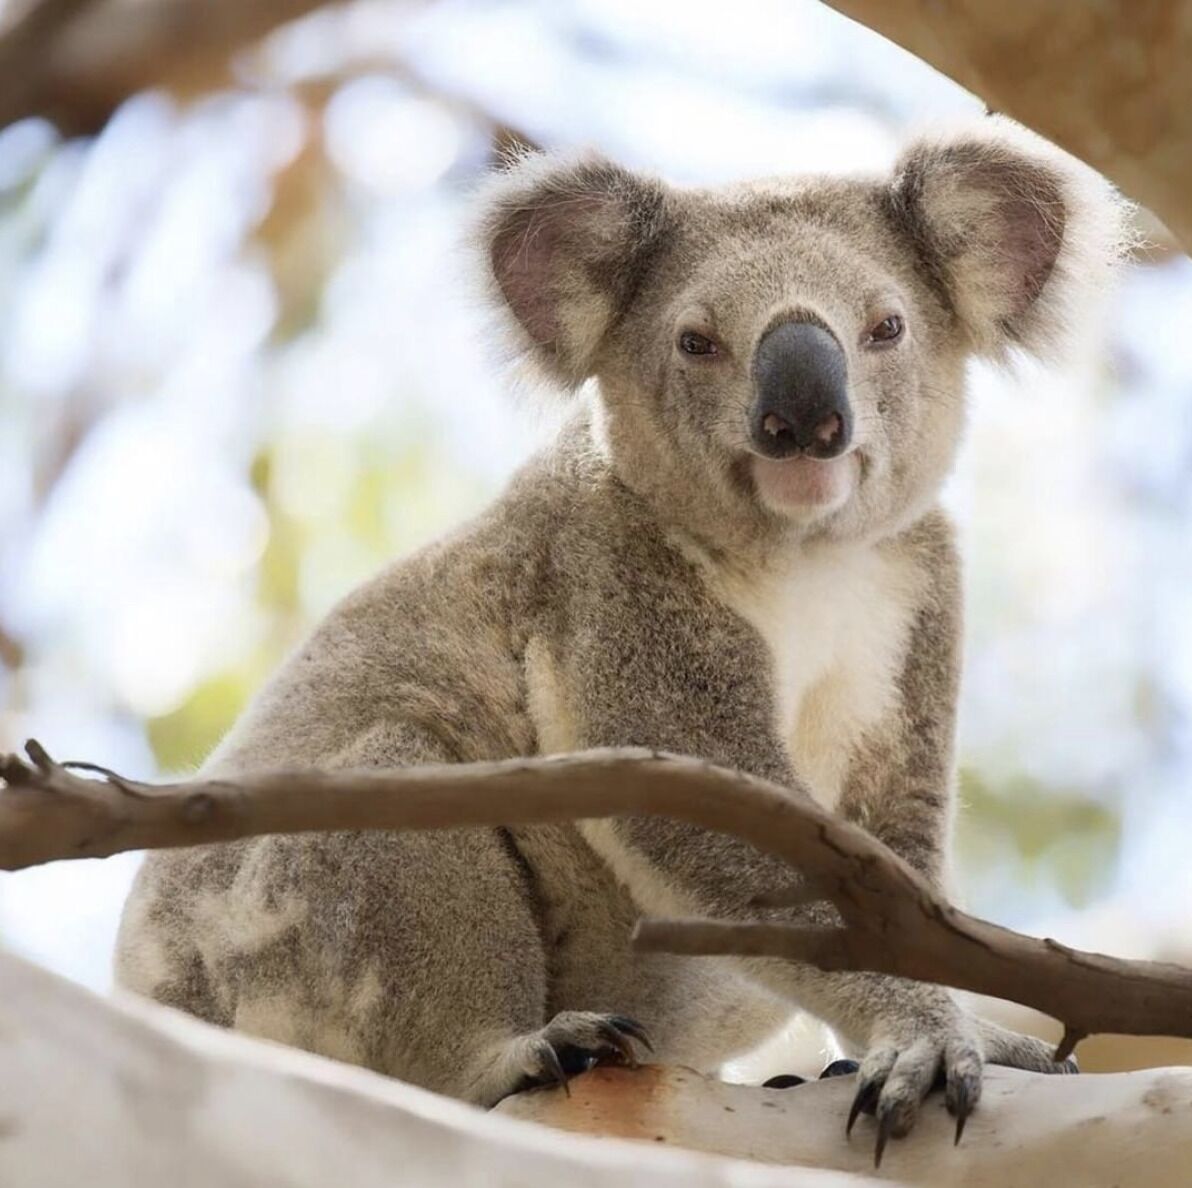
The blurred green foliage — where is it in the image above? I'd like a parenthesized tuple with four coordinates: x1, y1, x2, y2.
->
(147, 666, 262, 772)
(955, 768, 1122, 910)
(145, 423, 495, 774)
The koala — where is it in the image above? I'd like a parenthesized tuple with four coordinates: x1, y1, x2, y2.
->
(115, 119, 1121, 1154)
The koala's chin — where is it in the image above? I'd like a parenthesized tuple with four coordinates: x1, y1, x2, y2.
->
(750, 451, 860, 522)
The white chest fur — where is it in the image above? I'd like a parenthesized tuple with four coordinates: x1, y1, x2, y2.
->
(698, 542, 924, 812)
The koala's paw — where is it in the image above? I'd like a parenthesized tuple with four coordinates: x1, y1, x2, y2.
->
(511, 1011, 653, 1095)
(846, 1016, 1078, 1166)
(847, 1013, 984, 1168)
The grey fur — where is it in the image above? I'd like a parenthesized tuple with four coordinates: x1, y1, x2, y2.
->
(116, 120, 1123, 1135)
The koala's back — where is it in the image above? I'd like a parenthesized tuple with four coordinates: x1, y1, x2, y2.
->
(116, 446, 567, 1026)
(115, 435, 784, 1091)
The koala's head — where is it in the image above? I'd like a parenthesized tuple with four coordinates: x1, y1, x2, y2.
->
(480, 121, 1124, 550)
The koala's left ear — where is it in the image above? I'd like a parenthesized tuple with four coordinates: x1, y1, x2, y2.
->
(888, 119, 1128, 362)
(479, 152, 671, 389)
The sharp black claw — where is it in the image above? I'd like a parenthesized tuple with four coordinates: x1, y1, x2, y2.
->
(846, 1094, 864, 1138)
(945, 1065, 979, 1143)
(874, 1115, 893, 1168)
(593, 1021, 635, 1065)
(541, 1044, 570, 1096)
(608, 1014, 654, 1053)
(820, 1058, 860, 1080)
(846, 1080, 878, 1137)
(762, 1073, 806, 1089)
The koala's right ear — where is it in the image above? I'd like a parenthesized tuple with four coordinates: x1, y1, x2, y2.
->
(478, 153, 670, 389)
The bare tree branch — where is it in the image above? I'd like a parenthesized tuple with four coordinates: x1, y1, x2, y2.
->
(820, 0, 1192, 253)
(631, 917, 1192, 1043)
(0, 0, 99, 127)
(0, 0, 98, 62)
(3, 739, 1192, 1053)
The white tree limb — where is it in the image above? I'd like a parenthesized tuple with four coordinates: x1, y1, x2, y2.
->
(0, 945, 872, 1188)
(500, 1060, 1192, 1187)
(3, 941, 1190, 1187)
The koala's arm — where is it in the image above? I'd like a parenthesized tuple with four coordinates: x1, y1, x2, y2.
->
(200, 536, 530, 779)
(838, 511, 960, 889)
(555, 519, 951, 1034)
(555, 510, 1062, 1137)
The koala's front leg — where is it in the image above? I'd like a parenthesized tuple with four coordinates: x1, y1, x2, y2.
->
(558, 525, 1066, 1158)
(830, 542, 1076, 1153)
(583, 805, 998, 1161)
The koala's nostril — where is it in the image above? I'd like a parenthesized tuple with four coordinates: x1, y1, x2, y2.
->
(804, 410, 849, 460)
(813, 413, 843, 447)
(762, 412, 793, 439)
(755, 404, 847, 459)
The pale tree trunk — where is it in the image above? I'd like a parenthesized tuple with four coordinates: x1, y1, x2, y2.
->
(502, 1062, 1192, 1187)
(0, 946, 873, 1188)
(3, 943, 1190, 1188)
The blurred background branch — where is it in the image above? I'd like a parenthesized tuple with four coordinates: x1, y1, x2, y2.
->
(0, 0, 538, 147)
(0, 0, 330, 132)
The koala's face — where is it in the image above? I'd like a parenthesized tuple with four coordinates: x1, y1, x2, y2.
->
(600, 190, 968, 542)
(483, 124, 1119, 548)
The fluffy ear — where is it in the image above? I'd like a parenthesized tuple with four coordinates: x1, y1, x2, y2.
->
(478, 152, 670, 388)
(888, 118, 1129, 362)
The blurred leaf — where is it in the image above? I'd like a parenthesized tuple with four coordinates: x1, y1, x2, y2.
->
(255, 445, 305, 616)
(146, 666, 260, 773)
(956, 768, 1122, 908)
(248, 447, 272, 497)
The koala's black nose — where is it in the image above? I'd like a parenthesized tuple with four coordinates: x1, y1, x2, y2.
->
(751, 320, 851, 460)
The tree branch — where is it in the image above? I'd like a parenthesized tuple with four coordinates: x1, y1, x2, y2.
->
(821, 0, 1192, 253)
(4, 739, 1192, 1053)
(0, 623, 23, 670)
(631, 917, 1192, 1041)
(5, 944, 869, 1188)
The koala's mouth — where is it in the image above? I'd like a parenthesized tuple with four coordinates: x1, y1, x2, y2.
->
(748, 450, 860, 518)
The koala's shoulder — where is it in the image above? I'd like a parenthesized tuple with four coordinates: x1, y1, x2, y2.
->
(289, 431, 629, 660)
(885, 506, 962, 613)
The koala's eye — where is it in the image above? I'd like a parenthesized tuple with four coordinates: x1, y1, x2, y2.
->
(678, 330, 718, 357)
(865, 315, 904, 346)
